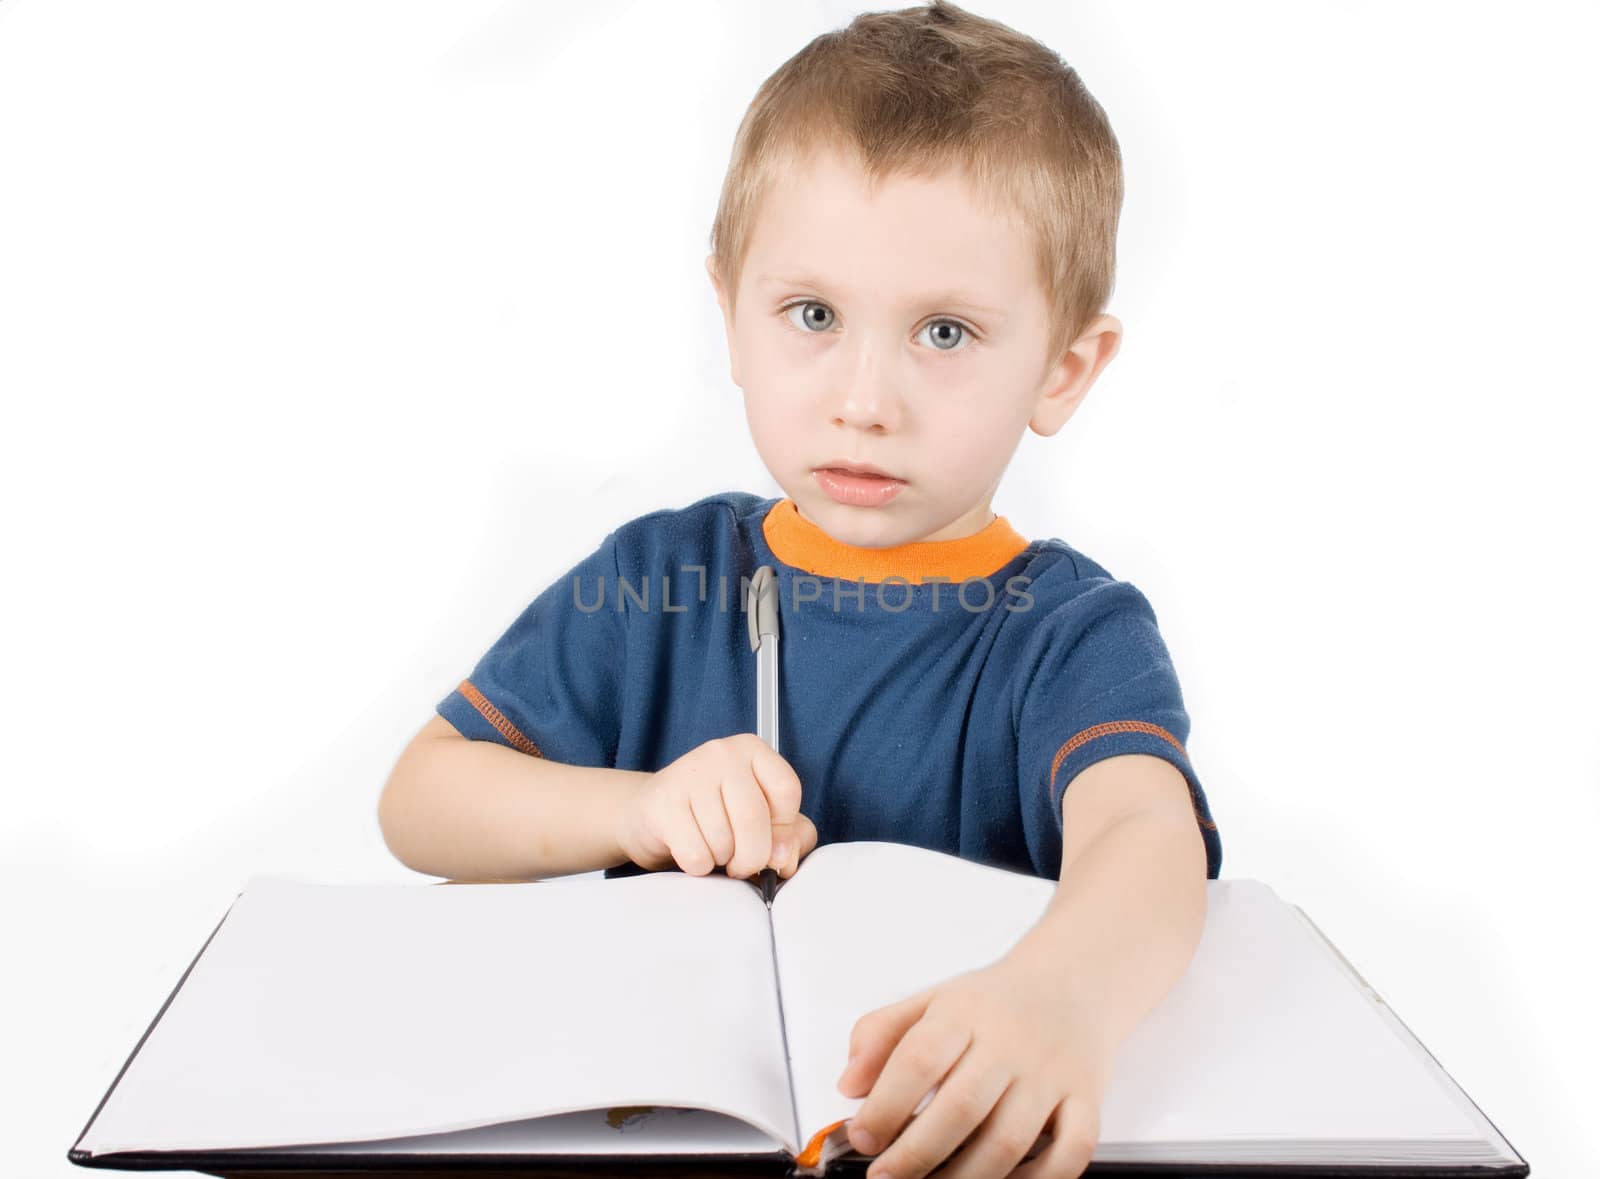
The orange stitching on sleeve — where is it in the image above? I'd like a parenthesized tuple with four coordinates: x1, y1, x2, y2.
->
(1048, 720, 1217, 830)
(459, 679, 544, 758)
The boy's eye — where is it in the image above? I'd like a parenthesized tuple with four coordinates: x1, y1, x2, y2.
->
(778, 300, 976, 354)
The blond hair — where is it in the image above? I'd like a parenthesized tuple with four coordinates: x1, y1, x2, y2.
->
(707, 0, 1123, 377)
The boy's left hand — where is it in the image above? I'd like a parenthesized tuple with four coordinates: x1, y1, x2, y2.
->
(835, 952, 1116, 1179)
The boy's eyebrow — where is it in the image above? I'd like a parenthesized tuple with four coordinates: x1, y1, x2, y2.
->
(758, 273, 1008, 319)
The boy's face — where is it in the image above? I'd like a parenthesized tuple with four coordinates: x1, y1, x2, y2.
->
(708, 144, 1121, 549)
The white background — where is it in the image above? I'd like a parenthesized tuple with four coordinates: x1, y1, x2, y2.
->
(4, 0, 1594, 1174)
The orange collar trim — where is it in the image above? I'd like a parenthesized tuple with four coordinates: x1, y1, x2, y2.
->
(761, 498, 1030, 584)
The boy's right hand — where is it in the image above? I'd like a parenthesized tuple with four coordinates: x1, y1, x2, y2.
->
(616, 734, 818, 880)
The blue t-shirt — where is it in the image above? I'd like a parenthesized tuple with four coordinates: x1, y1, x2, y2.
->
(437, 491, 1222, 882)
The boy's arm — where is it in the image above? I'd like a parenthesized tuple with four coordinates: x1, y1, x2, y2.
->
(1005, 752, 1209, 1047)
(378, 714, 654, 882)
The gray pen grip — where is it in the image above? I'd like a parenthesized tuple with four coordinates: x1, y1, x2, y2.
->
(747, 564, 782, 752)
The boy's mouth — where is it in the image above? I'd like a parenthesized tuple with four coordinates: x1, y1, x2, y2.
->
(812, 465, 906, 507)
(817, 459, 899, 479)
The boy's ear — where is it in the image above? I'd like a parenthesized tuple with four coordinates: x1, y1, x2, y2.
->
(706, 253, 742, 389)
(1029, 313, 1123, 437)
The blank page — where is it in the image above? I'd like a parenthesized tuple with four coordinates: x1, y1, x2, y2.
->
(773, 842, 1488, 1164)
(1100, 876, 1485, 1157)
(77, 870, 796, 1158)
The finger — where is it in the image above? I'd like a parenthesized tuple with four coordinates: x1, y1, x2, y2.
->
(746, 740, 803, 826)
(720, 774, 772, 878)
(838, 991, 928, 1100)
(686, 784, 735, 871)
(1009, 1094, 1099, 1179)
(838, 989, 934, 1096)
(669, 798, 717, 876)
(933, 1082, 1056, 1179)
(669, 808, 716, 876)
(868, 1056, 1014, 1179)
(846, 1006, 967, 1163)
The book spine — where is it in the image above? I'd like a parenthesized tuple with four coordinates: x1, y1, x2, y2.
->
(765, 888, 803, 1157)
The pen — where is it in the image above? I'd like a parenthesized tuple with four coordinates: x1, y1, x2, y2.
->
(747, 565, 781, 905)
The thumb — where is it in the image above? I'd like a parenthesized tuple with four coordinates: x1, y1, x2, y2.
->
(795, 812, 819, 857)
(769, 813, 819, 871)
(767, 814, 800, 868)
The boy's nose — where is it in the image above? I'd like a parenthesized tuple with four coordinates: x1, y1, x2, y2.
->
(827, 379, 905, 433)
(824, 340, 905, 411)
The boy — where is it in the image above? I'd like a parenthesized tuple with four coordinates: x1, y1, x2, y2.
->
(380, 3, 1221, 1177)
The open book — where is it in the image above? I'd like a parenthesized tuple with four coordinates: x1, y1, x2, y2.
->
(69, 840, 1528, 1176)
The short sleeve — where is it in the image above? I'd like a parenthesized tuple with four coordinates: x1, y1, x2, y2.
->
(1015, 578, 1222, 880)
(436, 530, 626, 768)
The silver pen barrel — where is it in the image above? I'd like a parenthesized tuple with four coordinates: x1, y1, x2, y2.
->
(747, 566, 782, 904)
(756, 633, 779, 752)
